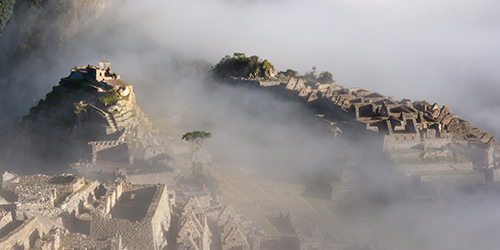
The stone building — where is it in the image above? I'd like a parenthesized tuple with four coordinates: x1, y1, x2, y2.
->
(90, 179, 171, 250)
(177, 197, 212, 250)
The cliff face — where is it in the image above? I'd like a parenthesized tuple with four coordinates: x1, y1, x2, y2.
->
(18, 62, 160, 165)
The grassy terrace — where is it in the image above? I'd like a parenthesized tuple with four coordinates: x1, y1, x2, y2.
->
(76, 179, 93, 193)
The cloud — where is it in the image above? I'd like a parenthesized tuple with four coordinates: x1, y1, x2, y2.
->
(2, 0, 500, 249)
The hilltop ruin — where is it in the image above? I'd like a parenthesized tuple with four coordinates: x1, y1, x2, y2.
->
(13, 62, 162, 170)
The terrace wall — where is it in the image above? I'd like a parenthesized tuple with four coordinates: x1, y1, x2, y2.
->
(0, 217, 42, 250)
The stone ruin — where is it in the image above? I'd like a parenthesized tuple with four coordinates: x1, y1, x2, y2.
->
(0, 170, 323, 249)
(16, 62, 161, 171)
(90, 179, 171, 250)
(0, 173, 175, 249)
(70, 61, 121, 83)
(88, 140, 134, 165)
(225, 76, 500, 198)
(0, 173, 116, 249)
(172, 195, 304, 250)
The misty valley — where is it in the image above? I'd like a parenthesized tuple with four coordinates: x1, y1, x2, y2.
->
(1, 0, 500, 250)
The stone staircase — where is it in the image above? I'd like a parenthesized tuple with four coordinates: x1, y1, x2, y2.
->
(88, 104, 120, 134)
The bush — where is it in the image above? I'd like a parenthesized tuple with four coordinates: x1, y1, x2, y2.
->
(213, 52, 276, 79)
(318, 71, 335, 84)
(0, 0, 15, 35)
(278, 69, 298, 78)
(99, 89, 123, 106)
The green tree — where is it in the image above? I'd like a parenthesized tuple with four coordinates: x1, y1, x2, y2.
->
(303, 66, 317, 81)
(279, 69, 298, 78)
(182, 131, 212, 162)
(0, 0, 15, 36)
(318, 71, 335, 84)
(213, 53, 276, 79)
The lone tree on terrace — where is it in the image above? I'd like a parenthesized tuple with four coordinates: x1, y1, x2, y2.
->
(182, 131, 212, 162)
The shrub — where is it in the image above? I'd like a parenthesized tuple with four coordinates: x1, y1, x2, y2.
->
(213, 52, 276, 79)
(99, 89, 123, 106)
(318, 71, 335, 84)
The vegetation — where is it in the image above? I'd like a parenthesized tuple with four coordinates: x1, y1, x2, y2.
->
(75, 179, 92, 193)
(318, 71, 335, 84)
(213, 53, 276, 79)
(99, 89, 125, 106)
(182, 131, 217, 191)
(54, 192, 70, 206)
(299, 66, 335, 84)
(302, 66, 317, 81)
(0, 0, 15, 36)
(278, 69, 298, 78)
(73, 102, 86, 115)
(182, 130, 212, 162)
(414, 100, 431, 106)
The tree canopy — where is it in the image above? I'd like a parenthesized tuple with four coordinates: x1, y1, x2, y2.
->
(318, 71, 335, 84)
(212, 52, 276, 79)
(182, 131, 212, 162)
(182, 131, 212, 141)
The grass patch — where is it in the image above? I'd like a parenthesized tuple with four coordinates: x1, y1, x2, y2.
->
(76, 179, 92, 193)
(54, 192, 71, 206)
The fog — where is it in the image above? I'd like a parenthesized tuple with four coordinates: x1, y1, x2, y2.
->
(1, 0, 500, 249)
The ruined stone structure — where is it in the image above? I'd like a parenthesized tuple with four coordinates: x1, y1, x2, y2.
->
(70, 61, 121, 83)
(33, 227, 123, 250)
(90, 179, 171, 250)
(2, 174, 101, 220)
(3, 174, 85, 194)
(225, 76, 500, 197)
(89, 140, 134, 165)
(177, 197, 212, 250)
(18, 62, 161, 167)
(0, 217, 43, 249)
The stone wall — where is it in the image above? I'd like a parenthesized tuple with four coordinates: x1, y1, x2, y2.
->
(89, 141, 134, 165)
(383, 133, 421, 150)
(90, 180, 170, 250)
(59, 181, 99, 217)
(34, 228, 123, 250)
(419, 172, 485, 192)
(396, 162, 473, 172)
(423, 137, 451, 149)
(124, 172, 176, 186)
(149, 184, 171, 250)
(3, 174, 85, 194)
(91, 214, 153, 250)
(0, 211, 12, 230)
(0, 217, 42, 249)
(15, 185, 56, 212)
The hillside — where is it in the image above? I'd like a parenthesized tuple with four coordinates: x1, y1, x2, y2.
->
(0, 0, 109, 69)
(7, 62, 161, 170)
